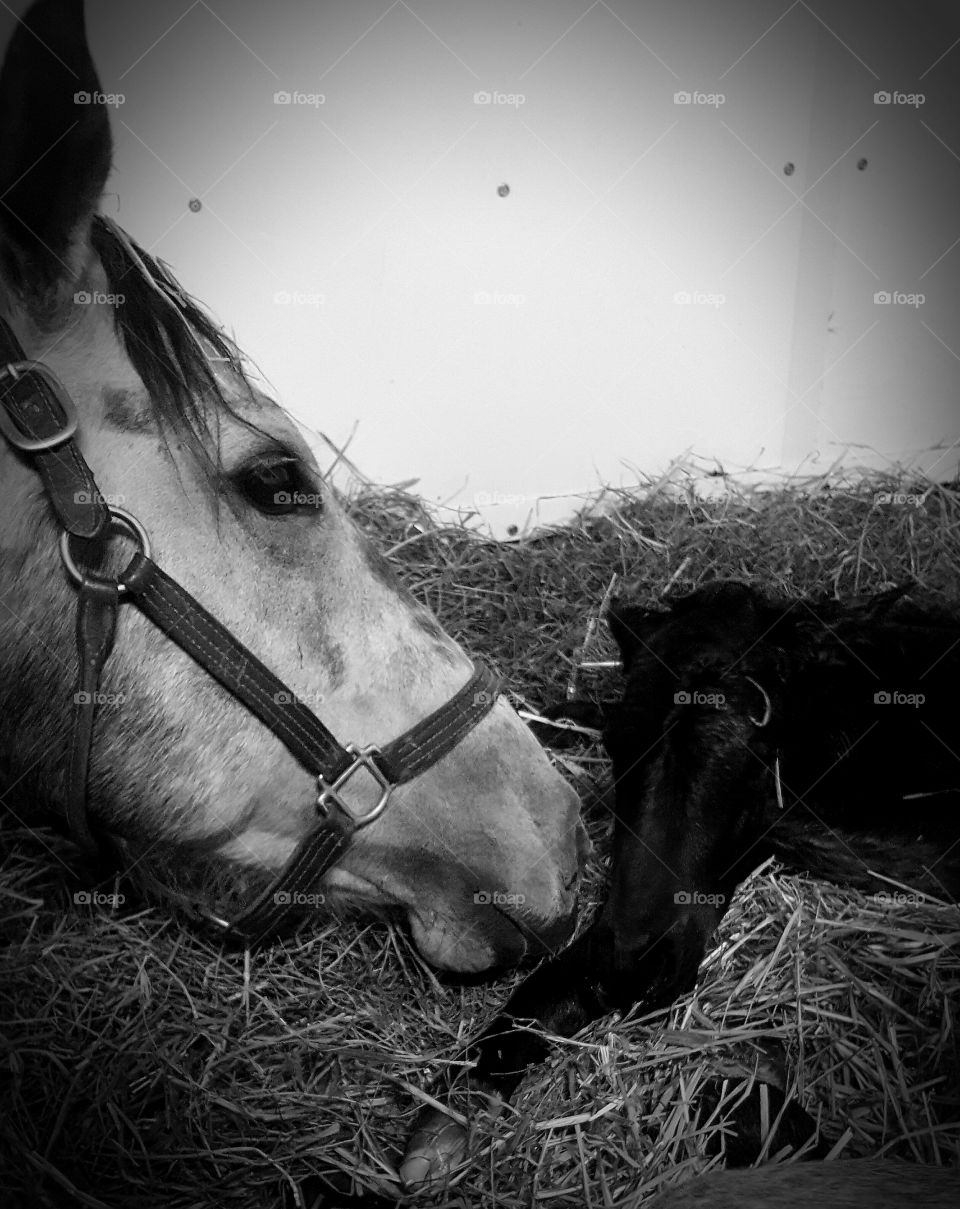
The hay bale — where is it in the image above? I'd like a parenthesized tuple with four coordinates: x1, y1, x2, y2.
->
(2, 468, 959, 1207)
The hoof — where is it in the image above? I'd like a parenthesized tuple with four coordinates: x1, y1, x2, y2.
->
(399, 1109, 468, 1189)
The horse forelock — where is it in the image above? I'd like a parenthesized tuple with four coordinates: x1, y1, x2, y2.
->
(85, 214, 276, 495)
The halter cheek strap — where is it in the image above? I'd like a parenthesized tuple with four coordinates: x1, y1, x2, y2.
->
(0, 313, 501, 946)
(0, 321, 108, 538)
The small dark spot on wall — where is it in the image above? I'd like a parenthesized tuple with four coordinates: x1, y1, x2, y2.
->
(188, 198, 202, 212)
(497, 184, 510, 197)
(857, 158, 868, 171)
(783, 163, 795, 176)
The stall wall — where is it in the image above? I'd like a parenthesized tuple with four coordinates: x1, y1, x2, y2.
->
(3, 0, 958, 533)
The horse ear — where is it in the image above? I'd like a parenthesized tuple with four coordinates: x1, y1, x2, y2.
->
(0, 0, 112, 299)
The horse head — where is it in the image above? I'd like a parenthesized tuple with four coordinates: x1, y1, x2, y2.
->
(0, 0, 588, 973)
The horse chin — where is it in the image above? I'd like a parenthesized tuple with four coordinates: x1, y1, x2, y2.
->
(322, 872, 498, 969)
(406, 908, 502, 973)
(322, 868, 396, 911)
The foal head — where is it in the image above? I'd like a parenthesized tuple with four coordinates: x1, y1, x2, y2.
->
(0, 0, 586, 972)
(596, 582, 783, 1009)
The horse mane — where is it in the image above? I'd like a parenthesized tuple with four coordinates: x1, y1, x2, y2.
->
(89, 214, 261, 483)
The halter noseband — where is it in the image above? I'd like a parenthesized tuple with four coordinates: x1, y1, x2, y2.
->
(0, 314, 500, 945)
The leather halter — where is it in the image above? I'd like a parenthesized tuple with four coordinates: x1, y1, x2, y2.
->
(0, 313, 500, 945)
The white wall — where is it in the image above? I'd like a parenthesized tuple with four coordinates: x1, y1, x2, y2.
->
(4, 1, 959, 535)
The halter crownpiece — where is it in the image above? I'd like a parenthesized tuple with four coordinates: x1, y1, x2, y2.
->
(0, 312, 501, 945)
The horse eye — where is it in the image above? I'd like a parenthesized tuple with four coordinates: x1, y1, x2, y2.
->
(231, 457, 321, 516)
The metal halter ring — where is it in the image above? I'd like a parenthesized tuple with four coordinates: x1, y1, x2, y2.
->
(60, 506, 152, 595)
(317, 744, 394, 827)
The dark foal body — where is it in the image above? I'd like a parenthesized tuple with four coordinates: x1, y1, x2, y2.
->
(437, 579, 960, 1108)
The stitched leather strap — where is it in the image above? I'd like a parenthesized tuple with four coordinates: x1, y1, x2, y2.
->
(0, 315, 108, 539)
(122, 551, 500, 790)
(226, 826, 352, 944)
(380, 660, 500, 782)
(67, 580, 120, 855)
(123, 551, 354, 779)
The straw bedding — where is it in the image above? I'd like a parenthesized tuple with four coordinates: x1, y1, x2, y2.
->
(1, 467, 958, 1208)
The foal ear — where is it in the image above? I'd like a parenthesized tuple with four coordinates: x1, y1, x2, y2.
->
(0, 0, 112, 300)
(606, 598, 669, 669)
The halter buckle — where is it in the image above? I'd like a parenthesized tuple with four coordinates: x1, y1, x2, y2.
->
(0, 361, 79, 451)
(317, 743, 394, 827)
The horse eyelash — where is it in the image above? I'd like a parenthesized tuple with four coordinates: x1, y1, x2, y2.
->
(229, 453, 319, 515)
